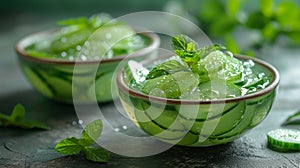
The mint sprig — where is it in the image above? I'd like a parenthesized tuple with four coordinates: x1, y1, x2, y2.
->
(55, 119, 110, 163)
(282, 111, 300, 126)
(0, 104, 50, 130)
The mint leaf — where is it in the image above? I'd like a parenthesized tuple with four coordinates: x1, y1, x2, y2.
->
(17, 120, 51, 130)
(55, 137, 82, 155)
(225, 34, 239, 54)
(88, 13, 113, 28)
(210, 15, 237, 36)
(10, 104, 25, 121)
(84, 147, 110, 163)
(78, 138, 94, 147)
(146, 60, 189, 80)
(55, 119, 110, 163)
(58, 17, 89, 26)
(286, 31, 300, 44)
(166, 0, 300, 55)
(282, 111, 300, 126)
(262, 22, 279, 43)
(260, 0, 274, 17)
(227, 0, 240, 17)
(245, 11, 269, 29)
(276, 1, 299, 29)
(82, 119, 103, 142)
(172, 34, 199, 57)
(0, 104, 50, 130)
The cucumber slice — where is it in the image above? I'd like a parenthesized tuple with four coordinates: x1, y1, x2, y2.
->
(177, 102, 238, 121)
(132, 101, 198, 143)
(144, 105, 186, 131)
(137, 120, 186, 140)
(179, 101, 245, 136)
(250, 92, 274, 127)
(176, 132, 199, 146)
(212, 101, 252, 139)
(267, 129, 300, 151)
(47, 75, 72, 100)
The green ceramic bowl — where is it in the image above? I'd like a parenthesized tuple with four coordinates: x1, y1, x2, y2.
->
(16, 29, 160, 103)
(117, 55, 280, 146)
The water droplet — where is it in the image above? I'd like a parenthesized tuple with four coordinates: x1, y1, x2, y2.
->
(61, 37, 67, 43)
(105, 33, 112, 39)
(122, 125, 128, 130)
(114, 128, 120, 132)
(61, 51, 67, 57)
(68, 56, 74, 61)
(76, 45, 82, 51)
(84, 41, 90, 47)
(72, 120, 83, 126)
(80, 55, 87, 61)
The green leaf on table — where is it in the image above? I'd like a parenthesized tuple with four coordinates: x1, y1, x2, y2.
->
(84, 147, 110, 163)
(10, 104, 25, 121)
(282, 111, 300, 126)
(0, 104, 50, 130)
(55, 119, 110, 163)
(260, 0, 274, 17)
(55, 137, 82, 155)
(18, 120, 51, 130)
(82, 119, 103, 142)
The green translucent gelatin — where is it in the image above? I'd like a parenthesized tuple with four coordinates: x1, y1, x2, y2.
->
(24, 14, 149, 61)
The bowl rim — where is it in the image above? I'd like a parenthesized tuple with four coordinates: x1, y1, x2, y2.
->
(16, 27, 160, 65)
(117, 55, 280, 105)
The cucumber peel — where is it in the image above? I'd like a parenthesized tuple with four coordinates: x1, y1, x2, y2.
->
(267, 129, 300, 151)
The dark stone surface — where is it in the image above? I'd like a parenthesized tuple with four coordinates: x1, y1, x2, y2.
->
(1, 12, 300, 168)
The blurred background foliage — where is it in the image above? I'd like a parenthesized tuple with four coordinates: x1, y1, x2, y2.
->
(2, 0, 300, 55)
(164, 0, 300, 55)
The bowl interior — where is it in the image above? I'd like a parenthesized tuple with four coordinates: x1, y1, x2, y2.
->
(16, 28, 160, 65)
(118, 55, 280, 104)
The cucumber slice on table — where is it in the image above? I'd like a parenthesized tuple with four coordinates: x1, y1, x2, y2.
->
(267, 129, 300, 151)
